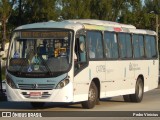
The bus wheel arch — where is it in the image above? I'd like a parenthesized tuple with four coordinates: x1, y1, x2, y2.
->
(137, 74, 144, 86)
(123, 75, 144, 103)
(81, 78, 100, 109)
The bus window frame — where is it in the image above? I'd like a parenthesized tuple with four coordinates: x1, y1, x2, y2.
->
(144, 35, 158, 60)
(132, 33, 146, 60)
(86, 30, 105, 61)
(7, 28, 75, 78)
(138, 34, 145, 59)
(74, 29, 89, 76)
(104, 31, 119, 60)
(117, 32, 133, 60)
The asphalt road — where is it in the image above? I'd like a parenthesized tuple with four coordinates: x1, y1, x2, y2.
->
(0, 87, 160, 120)
(0, 88, 160, 111)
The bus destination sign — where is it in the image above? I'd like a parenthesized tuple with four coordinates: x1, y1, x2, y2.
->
(20, 31, 69, 39)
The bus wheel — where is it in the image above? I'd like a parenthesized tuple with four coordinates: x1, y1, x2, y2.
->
(130, 78, 144, 102)
(81, 82, 98, 109)
(30, 102, 45, 108)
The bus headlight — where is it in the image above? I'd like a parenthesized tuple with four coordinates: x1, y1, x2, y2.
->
(6, 75, 17, 89)
(56, 79, 69, 89)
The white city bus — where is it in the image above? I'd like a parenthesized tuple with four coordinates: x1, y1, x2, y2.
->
(6, 19, 159, 109)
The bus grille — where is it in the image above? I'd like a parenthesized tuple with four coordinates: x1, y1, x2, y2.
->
(18, 84, 55, 90)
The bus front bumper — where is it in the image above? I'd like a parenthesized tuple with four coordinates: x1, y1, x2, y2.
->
(6, 83, 73, 103)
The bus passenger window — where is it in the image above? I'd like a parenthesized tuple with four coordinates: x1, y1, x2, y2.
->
(89, 41, 95, 58)
(145, 36, 152, 58)
(133, 34, 140, 58)
(118, 33, 126, 58)
(104, 32, 118, 59)
(126, 34, 132, 58)
(150, 36, 157, 58)
(139, 35, 145, 58)
(145, 35, 157, 58)
(87, 31, 103, 59)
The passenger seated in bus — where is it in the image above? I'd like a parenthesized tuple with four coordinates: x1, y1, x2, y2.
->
(105, 43, 110, 58)
(26, 50, 35, 63)
(105, 47, 109, 58)
(89, 44, 95, 58)
(96, 39, 103, 58)
(74, 52, 77, 62)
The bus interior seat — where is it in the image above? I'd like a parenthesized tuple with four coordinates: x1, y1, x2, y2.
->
(38, 45, 47, 55)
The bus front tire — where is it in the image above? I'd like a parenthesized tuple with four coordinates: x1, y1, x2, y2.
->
(123, 78, 144, 103)
(81, 82, 98, 109)
(30, 102, 45, 108)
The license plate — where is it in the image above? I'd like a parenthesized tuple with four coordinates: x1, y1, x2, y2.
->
(30, 92, 41, 97)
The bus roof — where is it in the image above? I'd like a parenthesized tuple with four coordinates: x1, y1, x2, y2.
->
(129, 29, 157, 35)
(15, 19, 156, 36)
(15, 20, 84, 31)
(65, 19, 136, 29)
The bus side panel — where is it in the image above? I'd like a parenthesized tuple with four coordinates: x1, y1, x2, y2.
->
(131, 60, 158, 92)
(73, 61, 106, 102)
(88, 61, 106, 98)
(147, 60, 159, 90)
(104, 60, 135, 97)
(132, 60, 149, 92)
(73, 67, 90, 102)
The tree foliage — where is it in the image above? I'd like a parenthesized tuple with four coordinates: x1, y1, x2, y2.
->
(19, 0, 57, 24)
(0, 0, 15, 40)
(59, 0, 91, 19)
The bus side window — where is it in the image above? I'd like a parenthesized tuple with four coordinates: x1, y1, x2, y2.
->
(145, 35, 152, 58)
(75, 36, 86, 62)
(79, 36, 86, 62)
(74, 35, 87, 71)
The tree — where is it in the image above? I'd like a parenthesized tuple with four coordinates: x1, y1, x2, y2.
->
(27, 0, 57, 23)
(120, 0, 147, 29)
(0, 0, 15, 42)
(59, 0, 91, 19)
(90, 0, 112, 20)
(144, 0, 160, 52)
(144, 0, 160, 31)
(10, 0, 57, 25)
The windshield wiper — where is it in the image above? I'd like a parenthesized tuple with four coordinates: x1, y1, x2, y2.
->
(17, 58, 29, 74)
(38, 55, 53, 75)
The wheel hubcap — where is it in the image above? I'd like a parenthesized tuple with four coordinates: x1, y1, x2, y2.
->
(138, 83, 143, 98)
(88, 88, 96, 102)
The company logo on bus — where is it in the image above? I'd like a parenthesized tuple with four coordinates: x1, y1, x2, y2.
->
(32, 84, 38, 89)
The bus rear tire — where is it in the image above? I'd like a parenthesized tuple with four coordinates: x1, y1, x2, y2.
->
(30, 102, 45, 108)
(81, 82, 98, 109)
(123, 78, 144, 103)
(130, 78, 144, 102)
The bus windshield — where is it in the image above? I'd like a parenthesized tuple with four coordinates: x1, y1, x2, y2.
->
(7, 30, 73, 77)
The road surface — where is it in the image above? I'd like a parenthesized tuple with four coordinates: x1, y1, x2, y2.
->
(0, 87, 160, 120)
(0, 88, 160, 111)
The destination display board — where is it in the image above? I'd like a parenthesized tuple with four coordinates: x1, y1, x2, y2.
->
(20, 31, 69, 39)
